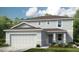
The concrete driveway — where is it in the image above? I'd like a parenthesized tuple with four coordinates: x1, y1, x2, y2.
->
(0, 46, 48, 52)
(0, 47, 29, 52)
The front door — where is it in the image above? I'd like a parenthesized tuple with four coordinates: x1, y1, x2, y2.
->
(48, 34, 53, 44)
(57, 34, 63, 44)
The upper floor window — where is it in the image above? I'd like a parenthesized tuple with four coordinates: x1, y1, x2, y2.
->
(58, 20, 62, 27)
(47, 21, 49, 24)
(38, 21, 40, 25)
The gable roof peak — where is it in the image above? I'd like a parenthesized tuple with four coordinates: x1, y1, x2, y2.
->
(10, 22, 41, 29)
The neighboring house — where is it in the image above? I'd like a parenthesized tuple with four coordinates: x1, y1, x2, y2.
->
(4, 15, 73, 49)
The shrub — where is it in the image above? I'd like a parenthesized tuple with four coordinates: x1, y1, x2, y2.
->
(49, 42, 76, 48)
(58, 43, 65, 47)
(65, 45, 72, 48)
(36, 44, 40, 47)
(0, 39, 5, 44)
(64, 42, 77, 48)
(74, 42, 79, 46)
(49, 43, 60, 48)
(49, 43, 56, 47)
(0, 39, 6, 47)
(72, 44, 77, 48)
(53, 44, 59, 47)
(52, 42, 56, 45)
(0, 43, 9, 47)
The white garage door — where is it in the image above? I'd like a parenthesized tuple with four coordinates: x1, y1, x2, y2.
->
(11, 34, 36, 49)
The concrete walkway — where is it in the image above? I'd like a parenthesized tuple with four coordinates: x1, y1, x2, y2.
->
(0, 47, 29, 52)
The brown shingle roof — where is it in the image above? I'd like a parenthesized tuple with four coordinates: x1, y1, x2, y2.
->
(44, 28, 66, 32)
(21, 15, 73, 21)
(31, 15, 71, 19)
(22, 15, 73, 21)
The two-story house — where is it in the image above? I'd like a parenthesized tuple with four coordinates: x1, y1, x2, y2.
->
(4, 15, 73, 49)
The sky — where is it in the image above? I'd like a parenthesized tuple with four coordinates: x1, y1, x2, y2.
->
(0, 7, 78, 19)
(0, 7, 47, 19)
(0, 0, 79, 20)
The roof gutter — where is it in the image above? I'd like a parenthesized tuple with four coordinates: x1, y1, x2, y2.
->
(20, 18, 73, 22)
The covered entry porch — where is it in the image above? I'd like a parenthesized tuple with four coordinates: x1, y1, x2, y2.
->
(45, 28, 67, 44)
(48, 32, 66, 44)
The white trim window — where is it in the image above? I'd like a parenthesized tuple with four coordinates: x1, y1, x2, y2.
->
(38, 21, 40, 25)
(58, 20, 62, 27)
(47, 21, 49, 24)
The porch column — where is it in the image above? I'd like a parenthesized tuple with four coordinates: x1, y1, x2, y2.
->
(53, 33, 56, 43)
(63, 33, 66, 43)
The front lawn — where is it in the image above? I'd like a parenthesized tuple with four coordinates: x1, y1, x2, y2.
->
(24, 48, 79, 52)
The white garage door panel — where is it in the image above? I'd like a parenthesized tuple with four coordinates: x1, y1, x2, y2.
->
(11, 34, 36, 48)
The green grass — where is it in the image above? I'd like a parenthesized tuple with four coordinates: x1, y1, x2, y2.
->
(24, 48, 79, 52)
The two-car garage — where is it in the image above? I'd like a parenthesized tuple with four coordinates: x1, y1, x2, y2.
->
(4, 29, 42, 49)
(11, 34, 36, 49)
(4, 22, 43, 49)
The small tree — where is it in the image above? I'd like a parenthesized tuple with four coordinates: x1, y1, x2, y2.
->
(13, 17, 20, 25)
(0, 16, 12, 38)
(73, 9, 79, 42)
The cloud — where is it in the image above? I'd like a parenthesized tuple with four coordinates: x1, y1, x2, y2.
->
(26, 7, 38, 17)
(26, 7, 60, 17)
(36, 10, 46, 16)
(46, 7, 79, 17)
(58, 7, 79, 17)
(46, 7, 60, 15)
(26, 7, 79, 17)
(26, 7, 47, 17)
